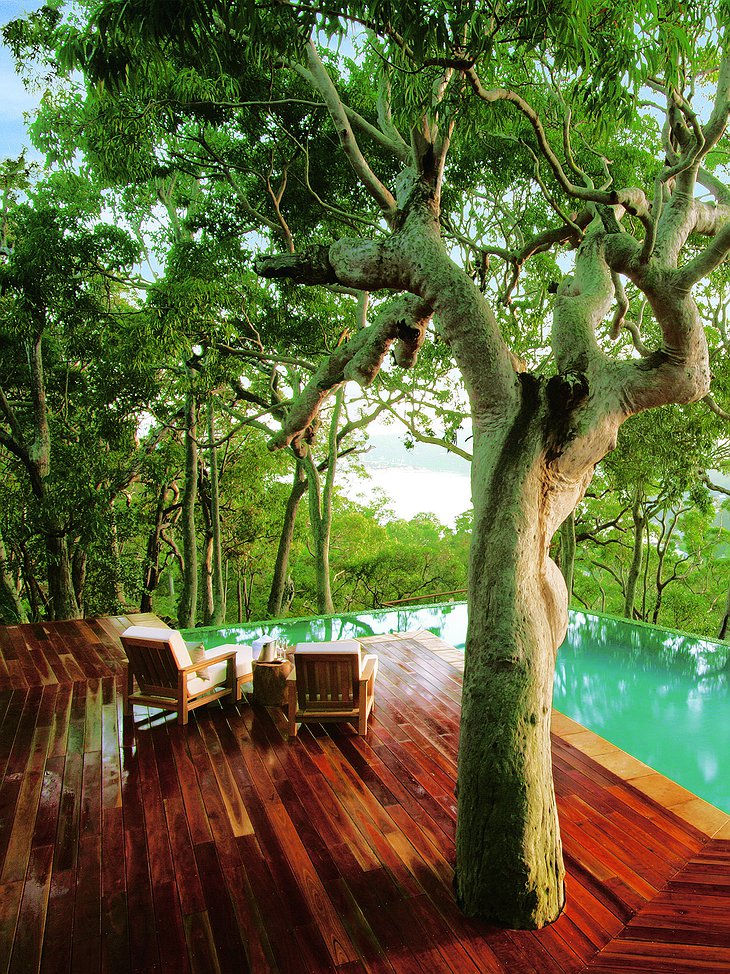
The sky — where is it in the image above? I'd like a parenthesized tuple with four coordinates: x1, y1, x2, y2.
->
(0, 0, 44, 160)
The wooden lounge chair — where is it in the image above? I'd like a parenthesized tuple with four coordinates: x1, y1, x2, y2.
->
(120, 625, 253, 725)
(287, 639, 378, 737)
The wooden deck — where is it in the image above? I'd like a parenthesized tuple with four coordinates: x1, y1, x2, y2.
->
(0, 615, 729, 973)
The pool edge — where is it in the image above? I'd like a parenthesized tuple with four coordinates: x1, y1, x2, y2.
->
(401, 627, 730, 841)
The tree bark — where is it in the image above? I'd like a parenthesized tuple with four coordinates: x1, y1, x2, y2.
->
(301, 387, 345, 615)
(108, 511, 127, 609)
(141, 484, 168, 613)
(177, 381, 198, 628)
(267, 459, 307, 617)
(46, 530, 81, 620)
(455, 377, 569, 927)
(0, 525, 28, 624)
(718, 583, 730, 641)
(72, 546, 86, 616)
(207, 398, 226, 625)
(624, 484, 647, 620)
(303, 454, 335, 614)
(559, 511, 576, 602)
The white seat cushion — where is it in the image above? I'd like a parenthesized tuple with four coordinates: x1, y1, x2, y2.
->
(191, 643, 253, 690)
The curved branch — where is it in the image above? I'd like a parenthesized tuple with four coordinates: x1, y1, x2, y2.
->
(304, 41, 397, 220)
(608, 271, 629, 340)
(383, 402, 473, 461)
(268, 295, 432, 455)
(465, 68, 654, 225)
(676, 218, 730, 289)
(703, 393, 730, 421)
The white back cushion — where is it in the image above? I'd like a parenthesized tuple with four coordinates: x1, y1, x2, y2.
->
(121, 625, 192, 669)
(294, 639, 363, 674)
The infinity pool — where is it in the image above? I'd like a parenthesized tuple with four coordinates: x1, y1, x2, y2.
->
(187, 603, 730, 812)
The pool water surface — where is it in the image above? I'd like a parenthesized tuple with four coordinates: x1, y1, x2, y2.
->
(186, 603, 730, 812)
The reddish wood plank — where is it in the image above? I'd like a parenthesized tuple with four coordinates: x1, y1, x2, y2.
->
(8, 843, 53, 974)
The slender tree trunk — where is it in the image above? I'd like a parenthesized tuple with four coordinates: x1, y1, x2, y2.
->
(455, 386, 568, 928)
(624, 483, 646, 620)
(201, 531, 214, 625)
(303, 453, 334, 613)
(0, 525, 28, 623)
(72, 546, 86, 616)
(237, 575, 243, 624)
(207, 398, 226, 625)
(199, 463, 215, 625)
(21, 544, 46, 620)
(267, 460, 307, 617)
(302, 386, 342, 620)
(177, 382, 198, 628)
(141, 485, 168, 613)
(559, 511, 576, 603)
(718, 583, 730, 641)
(108, 510, 126, 608)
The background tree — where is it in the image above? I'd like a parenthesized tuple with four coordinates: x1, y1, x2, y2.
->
(0, 170, 155, 619)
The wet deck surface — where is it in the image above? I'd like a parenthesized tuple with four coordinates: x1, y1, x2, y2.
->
(0, 615, 728, 972)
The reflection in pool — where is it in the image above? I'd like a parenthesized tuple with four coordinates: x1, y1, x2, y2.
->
(186, 603, 730, 812)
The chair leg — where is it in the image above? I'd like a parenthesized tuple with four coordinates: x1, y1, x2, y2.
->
(287, 683, 298, 737)
(358, 698, 368, 736)
(124, 666, 133, 716)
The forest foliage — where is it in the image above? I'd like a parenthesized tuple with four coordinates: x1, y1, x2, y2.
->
(0, 0, 727, 640)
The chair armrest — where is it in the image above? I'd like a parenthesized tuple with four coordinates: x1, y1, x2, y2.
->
(359, 657, 376, 683)
(181, 649, 236, 673)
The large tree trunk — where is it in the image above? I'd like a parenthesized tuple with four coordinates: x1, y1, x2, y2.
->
(267, 460, 307, 617)
(455, 380, 569, 927)
(255, 150, 712, 930)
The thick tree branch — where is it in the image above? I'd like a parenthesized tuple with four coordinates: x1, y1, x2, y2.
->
(677, 219, 730, 289)
(345, 104, 411, 163)
(553, 225, 614, 374)
(465, 68, 654, 224)
(267, 295, 432, 456)
(702, 472, 730, 495)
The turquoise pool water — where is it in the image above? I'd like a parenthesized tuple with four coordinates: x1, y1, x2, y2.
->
(186, 603, 730, 812)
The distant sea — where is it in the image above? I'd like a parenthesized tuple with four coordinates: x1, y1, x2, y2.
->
(342, 432, 472, 527)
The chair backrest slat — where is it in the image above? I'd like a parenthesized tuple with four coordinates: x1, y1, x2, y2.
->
(296, 653, 359, 712)
(123, 638, 179, 691)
